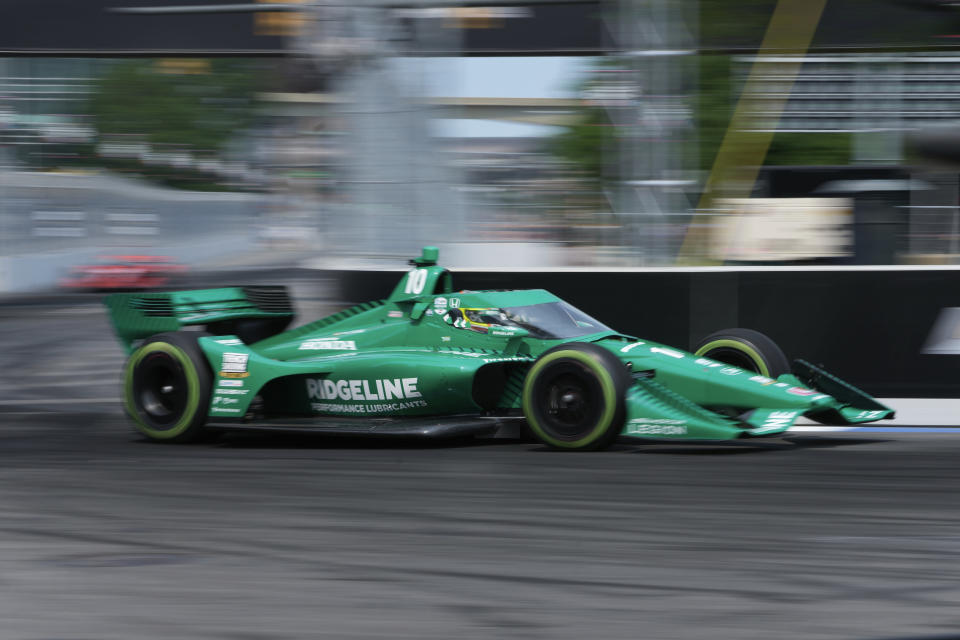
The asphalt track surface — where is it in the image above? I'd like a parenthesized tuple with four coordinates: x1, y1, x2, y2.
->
(1, 275, 959, 640)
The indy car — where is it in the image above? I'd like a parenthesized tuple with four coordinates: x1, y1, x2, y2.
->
(105, 246, 894, 450)
(61, 254, 187, 291)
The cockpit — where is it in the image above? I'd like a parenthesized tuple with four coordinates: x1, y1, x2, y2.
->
(443, 301, 610, 340)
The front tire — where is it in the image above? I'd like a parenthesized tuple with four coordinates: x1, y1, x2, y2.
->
(522, 342, 630, 451)
(693, 328, 789, 378)
(123, 332, 213, 442)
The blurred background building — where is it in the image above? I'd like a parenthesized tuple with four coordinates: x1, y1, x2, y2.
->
(5, 0, 960, 290)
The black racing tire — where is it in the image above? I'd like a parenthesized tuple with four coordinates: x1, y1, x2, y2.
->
(522, 342, 630, 451)
(693, 328, 790, 378)
(123, 331, 213, 443)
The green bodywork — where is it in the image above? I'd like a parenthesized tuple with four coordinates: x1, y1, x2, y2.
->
(105, 246, 894, 441)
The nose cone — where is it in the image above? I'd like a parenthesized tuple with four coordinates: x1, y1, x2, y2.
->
(609, 340, 839, 411)
(809, 393, 834, 410)
(707, 373, 832, 410)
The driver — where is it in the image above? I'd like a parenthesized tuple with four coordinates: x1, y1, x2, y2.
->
(444, 307, 508, 334)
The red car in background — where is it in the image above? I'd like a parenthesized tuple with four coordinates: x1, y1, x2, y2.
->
(60, 255, 187, 291)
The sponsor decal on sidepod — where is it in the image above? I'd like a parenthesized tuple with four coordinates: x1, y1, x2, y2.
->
(305, 377, 428, 415)
(306, 377, 421, 402)
(299, 339, 357, 351)
(220, 352, 249, 378)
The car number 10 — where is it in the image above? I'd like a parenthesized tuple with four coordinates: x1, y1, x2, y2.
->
(404, 268, 428, 295)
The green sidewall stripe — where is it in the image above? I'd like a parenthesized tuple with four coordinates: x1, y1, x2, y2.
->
(523, 350, 618, 449)
(694, 339, 769, 377)
(124, 341, 201, 440)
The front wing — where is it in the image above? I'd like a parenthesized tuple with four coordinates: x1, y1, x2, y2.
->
(619, 361, 894, 440)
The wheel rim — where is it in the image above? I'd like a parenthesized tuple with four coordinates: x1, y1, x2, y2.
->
(135, 352, 188, 427)
(533, 362, 603, 439)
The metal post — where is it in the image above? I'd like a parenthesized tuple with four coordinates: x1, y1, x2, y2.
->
(614, 0, 696, 265)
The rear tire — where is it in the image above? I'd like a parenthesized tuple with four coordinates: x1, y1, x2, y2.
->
(522, 342, 630, 451)
(693, 328, 790, 378)
(123, 332, 213, 442)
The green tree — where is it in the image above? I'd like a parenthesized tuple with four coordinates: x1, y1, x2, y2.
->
(86, 59, 262, 189)
(551, 106, 613, 183)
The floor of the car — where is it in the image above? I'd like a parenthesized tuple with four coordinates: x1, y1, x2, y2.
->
(206, 414, 527, 439)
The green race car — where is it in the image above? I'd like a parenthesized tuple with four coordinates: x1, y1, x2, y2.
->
(105, 246, 894, 450)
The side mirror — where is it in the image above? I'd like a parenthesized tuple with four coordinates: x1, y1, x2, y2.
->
(488, 325, 529, 339)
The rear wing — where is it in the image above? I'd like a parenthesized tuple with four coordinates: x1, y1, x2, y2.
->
(104, 286, 294, 353)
